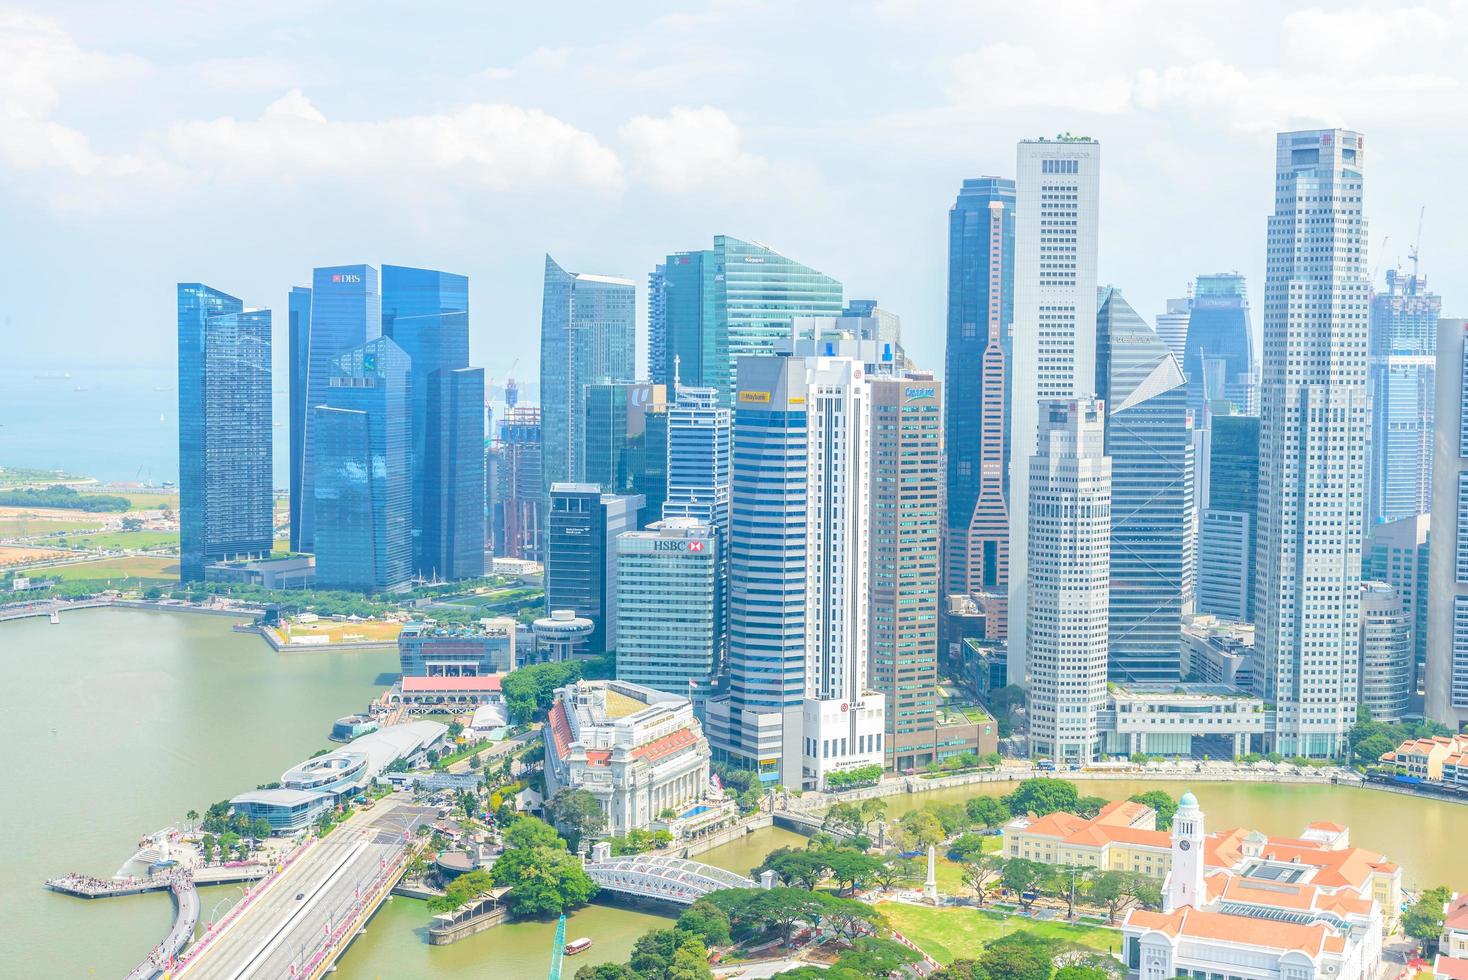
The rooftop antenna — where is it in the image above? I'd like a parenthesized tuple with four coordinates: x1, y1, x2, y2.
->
(673, 354, 682, 394)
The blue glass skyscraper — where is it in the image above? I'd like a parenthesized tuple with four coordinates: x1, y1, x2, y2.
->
(1096, 287, 1193, 683)
(177, 283, 273, 581)
(382, 264, 484, 580)
(290, 264, 380, 553)
(1367, 268, 1440, 527)
(287, 285, 312, 550)
(942, 177, 1016, 619)
(313, 336, 412, 592)
(1182, 273, 1255, 418)
(539, 255, 636, 493)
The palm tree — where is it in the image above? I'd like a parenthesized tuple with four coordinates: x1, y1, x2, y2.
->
(185, 809, 199, 831)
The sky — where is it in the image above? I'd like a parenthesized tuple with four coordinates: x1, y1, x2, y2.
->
(3, 0, 1467, 406)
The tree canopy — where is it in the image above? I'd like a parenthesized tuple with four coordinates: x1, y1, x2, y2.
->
(1002, 778, 1081, 817)
(501, 661, 583, 723)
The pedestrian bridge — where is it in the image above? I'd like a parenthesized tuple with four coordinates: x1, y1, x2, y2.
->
(583, 854, 757, 905)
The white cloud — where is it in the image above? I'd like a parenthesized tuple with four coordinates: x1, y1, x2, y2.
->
(949, 42, 1136, 115)
(1282, 6, 1449, 66)
(620, 105, 770, 192)
(168, 89, 625, 192)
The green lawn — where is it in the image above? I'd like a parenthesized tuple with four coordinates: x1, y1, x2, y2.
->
(877, 903, 1120, 965)
(0, 518, 104, 537)
(71, 530, 179, 550)
(119, 491, 179, 512)
(46, 556, 179, 583)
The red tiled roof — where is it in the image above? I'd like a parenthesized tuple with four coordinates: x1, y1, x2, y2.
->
(1436, 955, 1468, 980)
(1446, 895, 1468, 931)
(548, 701, 573, 757)
(633, 727, 698, 763)
(1128, 907, 1335, 956)
(401, 674, 502, 692)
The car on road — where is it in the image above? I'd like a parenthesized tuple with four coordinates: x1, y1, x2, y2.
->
(295, 892, 305, 900)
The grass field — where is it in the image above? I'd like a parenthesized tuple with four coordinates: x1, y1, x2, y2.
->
(877, 903, 1120, 964)
(0, 545, 71, 567)
(0, 517, 105, 537)
(45, 556, 179, 583)
(71, 530, 179, 550)
(281, 619, 403, 643)
(118, 491, 179, 512)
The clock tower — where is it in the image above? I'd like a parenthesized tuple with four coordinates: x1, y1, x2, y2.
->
(1164, 790, 1205, 912)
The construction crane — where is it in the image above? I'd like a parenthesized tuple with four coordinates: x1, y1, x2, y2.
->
(1408, 206, 1425, 280)
(1368, 234, 1390, 287)
(548, 913, 567, 980)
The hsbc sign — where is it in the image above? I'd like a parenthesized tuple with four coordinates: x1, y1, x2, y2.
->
(652, 538, 708, 553)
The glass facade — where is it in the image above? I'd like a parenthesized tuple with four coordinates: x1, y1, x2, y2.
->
(583, 382, 668, 523)
(177, 283, 273, 581)
(1199, 415, 1260, 623)
(661, 249, 721, 390)
(1182, 273, 1255, 418)
(539, 256, 636, 494)
(1367, 269, 1439, 527)
(1096, 288, 1193, 682)
(292, 264, 380, 553)
(648, 263, 668, 384)
(615, 520, 719, 702)
(287, 285, 311, 551)
(313, 336, 412, 592)
(942, 177, 1015, 612)
(545, 484, 642, 656)
(382, 264, 483, 580)
(492, 407, 544, 561)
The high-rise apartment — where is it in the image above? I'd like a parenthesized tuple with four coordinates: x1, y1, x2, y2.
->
(1426, 318, 1468, 729)
(1255, 129, 1370, 757)
(1026, 397, 1111, 763)
(1096, 288, 1193, 682)
(177, 284, 273, 581)
(660, 237, 843, 398)
(539, 256, 635, 492)
(943, 178, 1015, 634)
(615, 518, 719, 713)
(1367, 268, 1440, 527)
(381, 264, 483, 581)
(545, 483, 643, 657)
(312, 336, 412, 592)
(706, 351, 885, 790)
(1183, 274, 1256, 418)
(1008, 137, 1101, 686)
(869, 375, 944, 771)
(290, 264, 380, 553)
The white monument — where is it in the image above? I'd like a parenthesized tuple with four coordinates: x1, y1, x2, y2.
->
(1164, 790, 1205, 913)
(924, 843, 939, 903)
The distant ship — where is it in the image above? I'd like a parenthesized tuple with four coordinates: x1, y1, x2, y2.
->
(152, 385, 173, 392)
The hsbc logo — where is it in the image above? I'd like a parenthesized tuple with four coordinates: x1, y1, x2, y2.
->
(688, 540, 705, 552)
(332, 273, 362, 284)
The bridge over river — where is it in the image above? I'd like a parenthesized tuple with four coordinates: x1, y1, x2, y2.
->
(582, 851, 759, 905)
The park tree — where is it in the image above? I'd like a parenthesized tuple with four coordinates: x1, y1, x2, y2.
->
(1403, 886, 1454, 953)
(980, 931, 1059, 980)
(1000, 858, 1049, 912)
(824, 850, 885, 894)
(823, 801, 866, 838)
(492, 846, 597, 917)
(896, 809, 946, 850)
(1127, 790, 1178, 829)
(859, 798, 888, 837)
(575, 966, 635, 980)
(1075, 796, 1108, 819)
(427, 869, 495, 913)
(932, 960, 991, 980)
(1089, 870, 1155, 924)
(1055, 967, 1113, 980)
(545, 789, 607, 848)
(949, 832, 991, 863)
(1044, 864, 1092, 919)
(961, 853, 1006, 906)
(503, 815, 564, 850)
(1002, 778, 1080, 817)
(677, 900, 732, 947)
(965, 795, 1011, 830)
(764, 849, 832, 890)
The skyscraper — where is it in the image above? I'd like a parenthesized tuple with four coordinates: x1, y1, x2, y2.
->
(943, 178, 1015, 632)
(1362, 513, 1429, 694)
(648, 263, 669, 385)
(615, 518, 719, 712)
(869, 375, 945, 771)
(545, 483, 643, 657)
(1367, 268, 1440, 527)
(177, 284, 273, 581)
(1008, 137, 1101, 686)
(1358, 581, 1411, 724)
(381, 264, 484, 580)
(706, 351, 884, 789)
(492, 406, 545, 562)
(1156, 297, 1191, 371)
(1095, 287, 1193, 682)
(583, 382, 669, 522)
(1026, 397, 1111, 763)
(661, 237, 843, 398)
(1426, 318, 1468, 730)
(287, 285, 312, 550)
(290, 264, 381, 553)
(1183, 273, 1256, 418)
(313, 336, 412, 592)
(539, 255, 636, 493)
(1197, 416, 1261, 623)
(1255, 129, 1370, 758)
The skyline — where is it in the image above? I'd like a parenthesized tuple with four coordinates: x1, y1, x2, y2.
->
(3, 2, 1466, 400)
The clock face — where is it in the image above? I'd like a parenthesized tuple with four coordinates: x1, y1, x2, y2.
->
(1179, 839, 1191, 851)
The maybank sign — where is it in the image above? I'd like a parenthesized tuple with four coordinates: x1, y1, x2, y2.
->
(738, 390, 771, 403)
(904, 386, 936, 402)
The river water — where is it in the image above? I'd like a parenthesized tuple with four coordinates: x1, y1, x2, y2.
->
(5, 608, 1465, 979)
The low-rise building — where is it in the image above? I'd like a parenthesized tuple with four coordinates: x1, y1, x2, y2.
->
(1123, 793, 1388, 980)
(389, 674, 504, 709)
(1379, 734, 1468, 781)
(1435, 894, 1468, 980)
(398, 618, 516, 676)
(1100, 684, 1271, 758)
(531, 610, 595, 662)
(543, 679, 721, 837)
(204, 554, 316, 589)
(1182, 618, 1256, 690)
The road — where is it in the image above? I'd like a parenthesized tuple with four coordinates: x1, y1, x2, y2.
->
(177, 801, 433, 980)
(446, 724, 539, 774)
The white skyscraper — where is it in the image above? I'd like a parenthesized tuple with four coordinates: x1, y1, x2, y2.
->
(706, 351, 884, 790)
(1255, 129, 1370, 758)
(1426, 318, 1468, 730)
(1008, 137, 1101, 686)
(1026, 397, 1111, 764)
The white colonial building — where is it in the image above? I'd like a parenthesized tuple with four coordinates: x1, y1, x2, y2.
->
(543, 679, 720, 837)
(1123, 793, 1385, 980)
